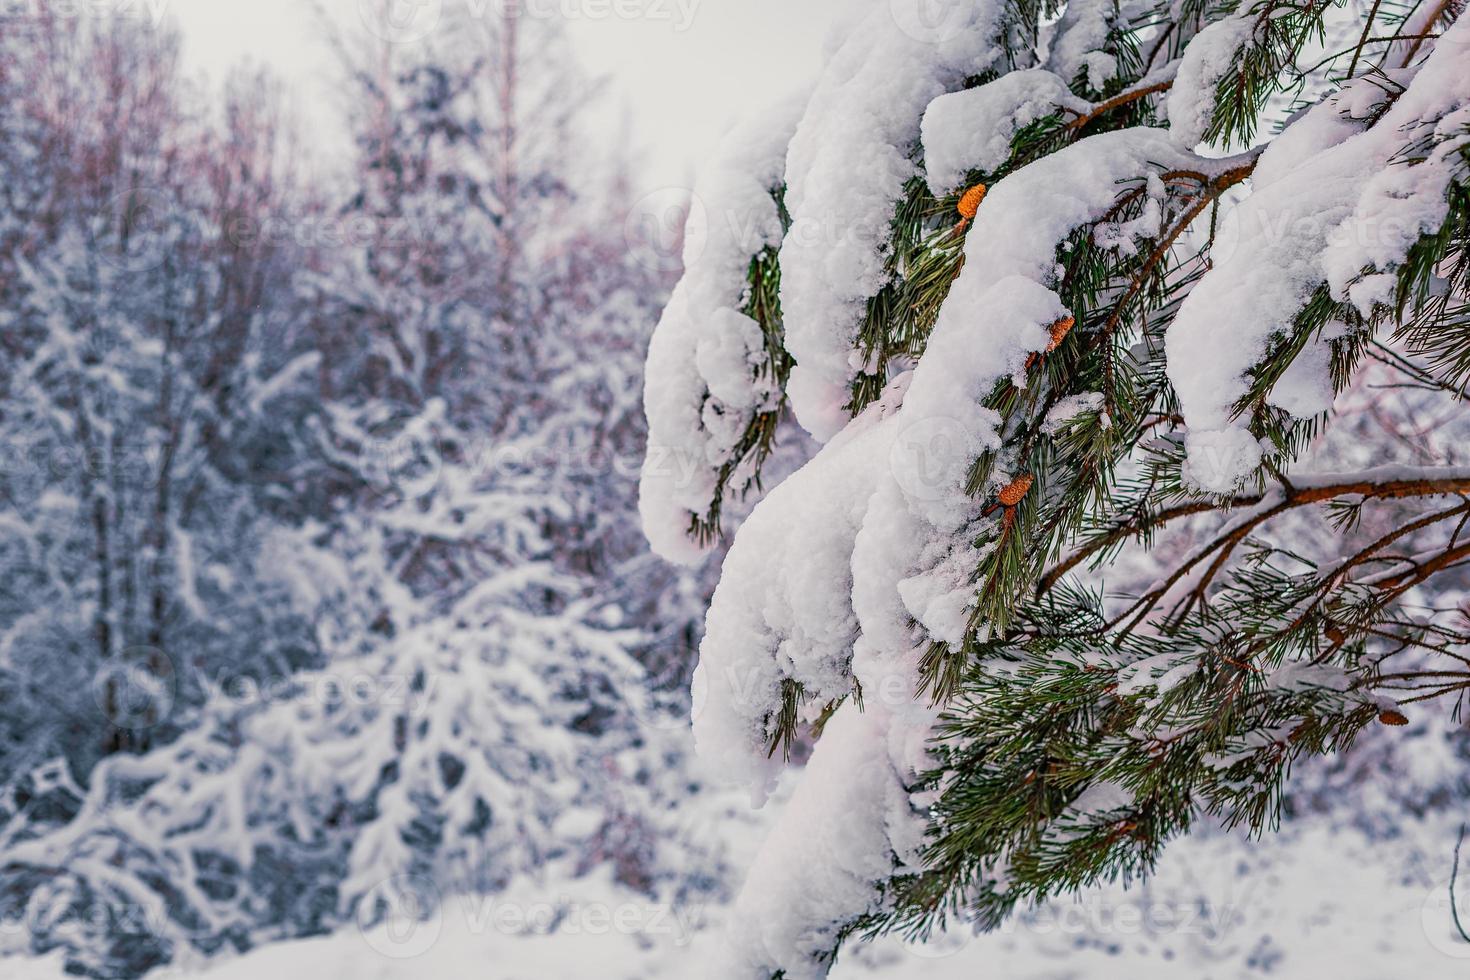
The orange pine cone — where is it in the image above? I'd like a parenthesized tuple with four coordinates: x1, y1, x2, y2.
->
(1045, 315, 1075, 353)
(1378, 708, 1408, 726)
(997, 473, 1033, 507)
(957, 183, 987, 220)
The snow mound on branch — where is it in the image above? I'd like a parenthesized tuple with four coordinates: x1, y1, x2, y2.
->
(780, 0, 1007, 441)
(1046, 0, 1121, 91)
(1323, 134, 1470, 309)
(897, 127, 1197, 518)
(1250, 80, 1382, 190)
(1166, 14, 1255, 148)
(1268, 329, 1338, 418)
(921, 70, 1089, 195)
(701, 129, 1215, 977)
(692, 381, 905, 804)
(640, 96, 804, 564)
(1168, 21, 1470, 491)
(1180, 428, 1266, 493)
(717, 703, 929, 980)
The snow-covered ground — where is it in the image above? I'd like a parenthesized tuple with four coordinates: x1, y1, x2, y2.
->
(10, 805, 1467, 979)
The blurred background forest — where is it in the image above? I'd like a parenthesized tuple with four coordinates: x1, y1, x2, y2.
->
(0, 6, 754, 975)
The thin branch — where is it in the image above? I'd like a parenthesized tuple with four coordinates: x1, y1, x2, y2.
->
(1067, 77, 1177, 131)
(1454, 824, 1470, 945)
(1347, 0, 1387, 77)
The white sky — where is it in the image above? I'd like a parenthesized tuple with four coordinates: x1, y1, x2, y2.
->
(166, 0, 862, 192)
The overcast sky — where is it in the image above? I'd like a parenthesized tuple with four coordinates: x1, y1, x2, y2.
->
(168, 0, 860, 191)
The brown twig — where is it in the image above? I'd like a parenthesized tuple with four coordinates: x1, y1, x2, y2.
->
(1066, 79, 1176, 131)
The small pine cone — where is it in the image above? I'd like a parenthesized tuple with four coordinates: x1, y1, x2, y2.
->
(957, 183, 988, 220)
(997, 473, 1033, 507)
(1045, 316, 1075, 353)
(1378, 708, 1409, 726)
(1324, 623, 1346, 645)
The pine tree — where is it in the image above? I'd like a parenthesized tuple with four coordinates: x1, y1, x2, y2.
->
(640, 0, 1470, 975)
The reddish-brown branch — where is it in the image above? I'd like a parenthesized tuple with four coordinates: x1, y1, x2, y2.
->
(1095, 473, 1470, 635)
(1067, 79, 1176, 131)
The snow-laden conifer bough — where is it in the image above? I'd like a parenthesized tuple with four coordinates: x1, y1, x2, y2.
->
(640, 0, 1470, 975)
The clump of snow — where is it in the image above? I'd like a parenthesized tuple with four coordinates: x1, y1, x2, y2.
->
(640, 96, 805, 563)
(1046, 0, 1121, 91)
(1180, 428, 1266, 494)
(1093, 192, 1163, 256)
(717, 703, 929, 980)
(1063, 780, 1134, 820)
(1268, 331, 1336, 418)
(921, 70, 1089, 195)
(1250, 89, 1373, 191)
(1043, 391, 1106, 432)
(1116, 652, 1198, 698)
(1166, 15, 1255, 148)
(1323, 102, 1470, 314)
(779, 0, 1008, 440)
(888, 127, 1203, 526)
(1267, 659, 1352, 692)
(691, 381, 906, 805)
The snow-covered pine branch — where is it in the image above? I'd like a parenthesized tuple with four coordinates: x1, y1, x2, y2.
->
(640, 0, 1470, 974)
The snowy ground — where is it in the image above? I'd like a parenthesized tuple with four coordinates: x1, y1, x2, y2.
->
(10, 806, 1468, 979)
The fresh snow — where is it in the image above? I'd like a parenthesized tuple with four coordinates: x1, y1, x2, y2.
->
(1046, 0, 1121, 92)
(640, 95, 806, 563)
(1165, 14, 1256, 148)
(921, 70, 1089, 195)
(692, 384, 904, 803)
(779, 0, 1009, 440)
(11, 807, 1468, 979)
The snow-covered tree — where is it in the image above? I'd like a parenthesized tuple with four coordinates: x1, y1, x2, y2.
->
(294, 3, 715, 909)
(640, 0, 1470, 974)
(0, 9, 725, 977)
(0, 13, 314, 783)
